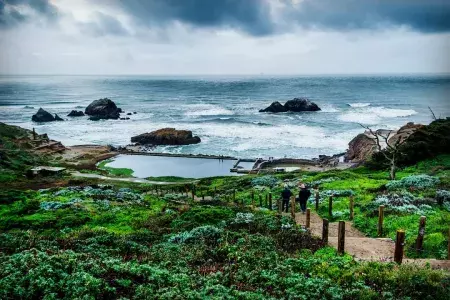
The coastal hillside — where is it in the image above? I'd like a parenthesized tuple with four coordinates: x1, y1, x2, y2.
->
(1, 120, 450, 299)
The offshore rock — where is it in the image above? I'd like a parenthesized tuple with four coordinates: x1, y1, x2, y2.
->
(67, 110, 85, 117)
(85, 98, 121, 120)
(131, 128, 201, 145)
(32, 108, 55, 122)
(260, 98, 321, 113)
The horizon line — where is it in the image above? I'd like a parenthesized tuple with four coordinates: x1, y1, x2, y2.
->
(0, 72, 449, 77)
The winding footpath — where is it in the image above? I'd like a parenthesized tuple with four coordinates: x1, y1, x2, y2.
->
(295, 211, 450, 270)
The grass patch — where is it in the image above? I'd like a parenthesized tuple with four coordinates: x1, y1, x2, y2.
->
(97, 159, 134, 177)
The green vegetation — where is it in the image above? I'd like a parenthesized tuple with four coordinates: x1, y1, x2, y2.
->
(1, 121, 450, 298)
(1, 183, 449, 299)
(145, 176, 195, 182)
(98, 159, 134, 177)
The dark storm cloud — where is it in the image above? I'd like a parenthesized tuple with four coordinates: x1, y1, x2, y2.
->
(284, 0, 450, 33)
(98, 0, 450, 36)
(0, 0, 58, 29)
(106, 0, 275, 36)
(79, 12, 129, 37)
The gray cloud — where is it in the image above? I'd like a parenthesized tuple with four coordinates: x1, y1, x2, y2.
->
(284, 0, 450, 33)
(96, 0, 450, 36)
(0, 0, 58, 29)
(105, 0, 275, 36)
(79, 12, 129, 37)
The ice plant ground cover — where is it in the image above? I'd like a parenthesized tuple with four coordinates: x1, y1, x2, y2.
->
(0, 155, 450, 298)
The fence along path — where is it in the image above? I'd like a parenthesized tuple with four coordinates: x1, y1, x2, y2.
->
(294, 211, 450, 270)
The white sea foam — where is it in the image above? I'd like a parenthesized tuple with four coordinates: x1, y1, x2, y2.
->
(184, 104, 234, 116)
(338, 106, 417, 124)
(319, 104, 340, 112)
(348, 103, 371, 108)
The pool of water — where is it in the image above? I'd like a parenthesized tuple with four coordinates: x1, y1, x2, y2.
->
(104, 155, 241, 178)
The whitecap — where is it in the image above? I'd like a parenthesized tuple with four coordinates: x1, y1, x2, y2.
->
(319, 104, 340, 112)
(347, 103, 371, 108)
(184, 104, 234, 117)
(338, 106, 417, 125)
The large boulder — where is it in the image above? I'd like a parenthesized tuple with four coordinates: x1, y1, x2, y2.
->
(32, 108, 55, 122)
(260, 98, 321, 113)
(344, 133, 377, 163)
(131, 128, 201, 145)
(284, 98, 321, 112)
(67, 110, 85, 117)
(85, 98, 121, 120)
(259, 101, 287, 113)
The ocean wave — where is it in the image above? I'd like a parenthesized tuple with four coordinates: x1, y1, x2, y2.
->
(184, 104, 234, 117)
(190, 117, 271, 126)
(347, 103, 371, 108)
(338, 106, 417, 124)
(319, 104, 340, 112)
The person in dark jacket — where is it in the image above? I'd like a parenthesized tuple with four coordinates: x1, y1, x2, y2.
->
(281, 184, 292, 213)
(298, 183, 311, 213)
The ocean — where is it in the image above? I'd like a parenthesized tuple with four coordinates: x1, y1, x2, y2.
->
(0, 75, 449, 159)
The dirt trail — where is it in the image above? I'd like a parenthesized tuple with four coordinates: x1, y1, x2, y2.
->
(294, 211, 450, 270)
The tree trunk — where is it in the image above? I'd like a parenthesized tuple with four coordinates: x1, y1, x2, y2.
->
(389, 156, 396, 180)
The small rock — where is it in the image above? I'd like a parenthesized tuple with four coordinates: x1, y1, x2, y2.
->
(67, 110, 85, 117)
(127, 113, 132, 115)
(54, 114, 64, 121)
(32, 108, 55, 122)
(259, 101, 287, 113)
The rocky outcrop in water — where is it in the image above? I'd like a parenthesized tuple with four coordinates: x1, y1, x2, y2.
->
(67, 110, 85, 117)
(260, 98, 321, 113)
(131, 128, 201, 145)
(85, 98, 121, 120)
(32, 108, 59, 122)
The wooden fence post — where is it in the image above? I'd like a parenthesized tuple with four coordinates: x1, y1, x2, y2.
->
(251, 190, 254, 206)
(269, 192, 273, 210)
(322, 219, 329, 243)
(349, 195, 354, 221)
(233, 189, 236, 203)
(328, 196, 333, 217)
(338, 221, 345, 254)
(259, 195, 263, 207)
(394, 230, 405, 264)
(192, 187, 195, 201)
(378, 205, 384, 237)
(306, 208, 311, 229)
(448, 228, 450, 260)
(290, 196, 295, 219)
(202, 190, 205, 201)
(214, 187, 217, 198)
(416, 216, 426, 252)
(315, 189, 320, 211)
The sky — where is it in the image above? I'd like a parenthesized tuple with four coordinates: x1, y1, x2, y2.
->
(0, 0, 449, 75)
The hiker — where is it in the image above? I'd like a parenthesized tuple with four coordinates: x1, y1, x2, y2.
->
(281, 184, 292, 213)
(298, 183, 311, 214)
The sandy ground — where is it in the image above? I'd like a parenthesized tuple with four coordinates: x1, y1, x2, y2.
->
(57, 145, 117, 169)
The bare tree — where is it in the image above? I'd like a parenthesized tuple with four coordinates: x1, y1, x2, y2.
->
(359, 124, 407, 180)
(428, 106, 437, 121)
